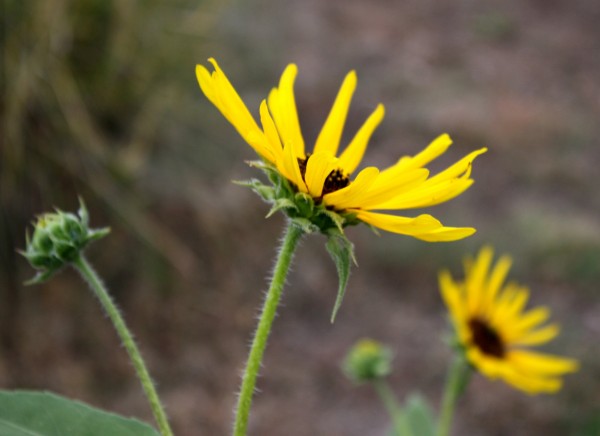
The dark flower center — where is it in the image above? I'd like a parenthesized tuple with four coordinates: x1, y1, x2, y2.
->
(468, 318, 506, 358)
(298, 154, 350, 196)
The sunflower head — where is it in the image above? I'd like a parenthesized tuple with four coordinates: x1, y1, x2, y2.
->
(439, 246, 579, 394)
(197, 58, 487, 321)
(21, 199, 110, 284)
(196, 58, 487, 241)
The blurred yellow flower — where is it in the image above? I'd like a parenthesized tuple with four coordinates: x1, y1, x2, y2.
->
(196, 58, 486, 241)
(439, 246, 579, 394)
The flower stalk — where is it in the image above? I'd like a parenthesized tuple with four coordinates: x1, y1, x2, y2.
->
(436, 355, 471, 436)
(73, 254, 174, 436)
(234, 221, 303, 436)
(372, 379, 411, 436)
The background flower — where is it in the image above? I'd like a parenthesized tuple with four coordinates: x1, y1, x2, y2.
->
(440, 246, 579, 394)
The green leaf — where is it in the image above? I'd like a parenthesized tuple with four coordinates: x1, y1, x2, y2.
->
(403, 394, 436, 436)
(326, 229, 356, 323)
(0, 390, 160, 436)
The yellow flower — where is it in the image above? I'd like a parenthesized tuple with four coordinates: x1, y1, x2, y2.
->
(196, 58, 486, 241)
(439, 246, 579, 394)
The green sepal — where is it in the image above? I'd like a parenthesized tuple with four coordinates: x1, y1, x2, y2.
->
(266, 198, 298, 218)
(88, 227, 111, 241)
(233, 179, 277, 202)
(291, 217, 319, 234)
(326, 228, 356, 323)
(318, 209, 346, 233)
(24, 269, 57, 286)
(294, 192, 314, 217)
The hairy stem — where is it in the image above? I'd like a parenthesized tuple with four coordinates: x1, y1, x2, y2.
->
(233, 222, 303, 436)
(73, 254, 173, 436)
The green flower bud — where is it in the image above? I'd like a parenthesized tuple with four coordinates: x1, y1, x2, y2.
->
(21, 199, 110, 284)
(343, 339, 393, 383)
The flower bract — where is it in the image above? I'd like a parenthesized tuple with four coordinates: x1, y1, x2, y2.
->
(196, 58, 486, 241)
(439, 246, 579, 394)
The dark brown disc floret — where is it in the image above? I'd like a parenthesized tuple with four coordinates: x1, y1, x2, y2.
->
(298, 154, 350, 197)
(468, 318, 506, 358)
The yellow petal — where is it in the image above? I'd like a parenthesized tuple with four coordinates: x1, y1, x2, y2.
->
(277, 140, 307, 193)
(322, 167, 379, 209)
(413, 226, 477, 242)
(373, 177, 474, 210)
(508, 350, 579, 376)
(351, 211, 444, 235)
(196, 64, 217, 104)
(439, 270, 466, 329)
(501, 366, 563, 394)
(481, 255, 513, 317)
(353, 168, 429, 210)
(314, 71, 357, 157)
(259, 100, 283, 162)
(197, 60, 274, 161)
(337, 104, 385, 174)
(275, 64, 305, 157)
(466, 246, 494, 314)
(511, 324, 560, 346)
(304, 152, 338, 198)
(510, 307, 551, 334)
(426, 147, 487, 185)
(391, 133, 454, 172)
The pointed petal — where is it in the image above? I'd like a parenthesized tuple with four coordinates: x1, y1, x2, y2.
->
(426, 147, 487, 185)
(466, 246, 494, 314)
(501, 366, 564, 394)
(373, 176, 474, 210)
(259, 100, 283, 162)
(314, 71, 357, 157)
(508, 350, 579, 376)
(196, 60, 274, 161)
(322, 167, 379, 209)
(390, 134, 454, 172)
(481, 255, 513, 317)
(512, 324, 560, 346)
(413, 226, 477, 242)
(196, 64, 217, 104)
(351, 211, 443, 235)
(305, 152, 338, 198)
(272, 64, 305, 157)
(439, 270, 466, 329)
(353, 168, 430, 210)
(338, 104, 385, 174)
(277, 140, 307, 193)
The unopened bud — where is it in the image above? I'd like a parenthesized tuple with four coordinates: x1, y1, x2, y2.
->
(343, 339, 392, 383)
(21, 199, 109, 284)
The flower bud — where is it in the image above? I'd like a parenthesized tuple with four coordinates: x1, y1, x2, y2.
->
(343, 339, 393, 383)
(21, 199, 110, 284)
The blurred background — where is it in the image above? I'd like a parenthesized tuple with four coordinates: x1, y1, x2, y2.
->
(1, 0, 599, 434)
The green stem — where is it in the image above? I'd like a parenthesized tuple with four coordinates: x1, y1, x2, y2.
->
(372, 379, 410, 436)
(233, 222, 303, 436)
(73, 254, 173, 436)
(437, 356, 471, 436)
